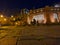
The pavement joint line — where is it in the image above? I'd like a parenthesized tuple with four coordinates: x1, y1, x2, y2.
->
(17, 37, 60, 41)
(0, 34, 8, 39)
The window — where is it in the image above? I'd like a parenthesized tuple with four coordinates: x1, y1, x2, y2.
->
(53, 13, 58, 19)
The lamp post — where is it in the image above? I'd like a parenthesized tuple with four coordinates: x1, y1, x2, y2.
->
(10, 15, 16, 25)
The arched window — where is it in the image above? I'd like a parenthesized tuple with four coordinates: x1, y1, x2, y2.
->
(53, 13, 58, 19)
(53, 13, 59, 23)
(32, 14, 45, 23)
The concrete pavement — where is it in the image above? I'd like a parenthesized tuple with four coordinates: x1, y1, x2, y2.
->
(0, 25, 60, 45)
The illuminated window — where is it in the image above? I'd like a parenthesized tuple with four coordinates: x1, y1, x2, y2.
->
(52, 13, 59, 23)
(51, 9, 54, 10)
(53, 13, 58, 19)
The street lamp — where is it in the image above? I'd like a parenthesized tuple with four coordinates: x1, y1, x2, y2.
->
(0, 15, 3, 17)
(4, 18, 7, 21)
(11, 15, 14, 18)
(13, 18, 15, 21)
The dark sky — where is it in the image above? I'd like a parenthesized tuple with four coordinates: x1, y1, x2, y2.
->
(0, 0, 60, 15)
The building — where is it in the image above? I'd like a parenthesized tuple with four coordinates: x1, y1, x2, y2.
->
(26, 4, 60, 25)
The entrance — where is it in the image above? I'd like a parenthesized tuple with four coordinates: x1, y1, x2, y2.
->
(32, 14, 45, 24)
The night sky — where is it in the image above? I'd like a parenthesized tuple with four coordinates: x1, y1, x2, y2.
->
(0, 0, 60, 16)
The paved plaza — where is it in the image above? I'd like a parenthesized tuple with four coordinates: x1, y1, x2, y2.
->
(0, 25, 60, 45)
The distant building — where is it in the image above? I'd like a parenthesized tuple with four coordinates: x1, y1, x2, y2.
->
(26, 4, 60, 24)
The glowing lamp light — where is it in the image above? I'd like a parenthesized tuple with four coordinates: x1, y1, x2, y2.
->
(15, 22, 18, 25)
(1, 15, 3, 17)
(36, 10, 39, 12)
(13, 18, 15, 21)
(11, 15, 14, 18)
(4, 18, 7, 21)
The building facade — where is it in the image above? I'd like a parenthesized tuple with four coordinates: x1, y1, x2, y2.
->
(27, 6, 60, 24)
